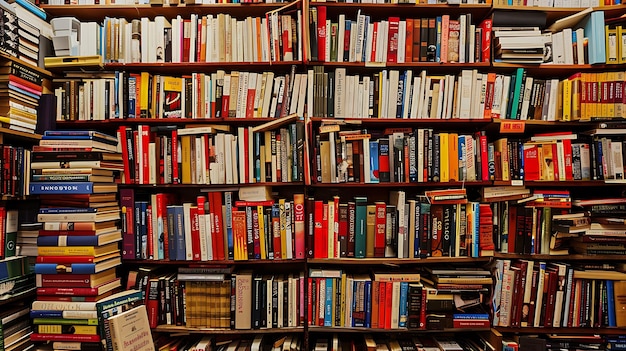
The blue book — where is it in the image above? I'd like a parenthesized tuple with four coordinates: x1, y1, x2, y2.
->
(607, 280, 616, 327)
(166, 205, 178, 261)
(13, 0, 46, 20)
(398, 281, 408, 328)
(254, 133, 262, 182)
(471, 202, 480, 257)
(41, 135, 118, 146)
(458, 135, 466, 180)
(324, 278, 333, 327)
(37, 235, 116, 246)
(509, 68, 525, 120)
(369, 140, 379, 183)
(29, 182, 102, 194)
(364, 280, 372, 328)
(30, 310, 98, 319)
(43, 130, 117, 140)
(225, 192, 234, 260)
(581, 11, 606, 65)
(361, 16, 370, 63)
(0, 257, 27, 280)
(34, 262, 112, 275)
(435, 16, 442, 62)
(137, 201, 148, 259)
(453, 313, 490, 319)
(39, 207, 97, 214)
(173, 205, 186, 261)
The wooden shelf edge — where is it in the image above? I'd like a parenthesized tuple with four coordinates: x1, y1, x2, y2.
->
(494, 253, 626, 261)
(495, 326, 626, 334)
(124, 259, 307, 265)
(118, 182, 304, 188)
(0, 127, 41, 140)
(0, 53, 52, 77)
(154, 326, 304, 334)
(308, 326, 491, 333)
(308, 256, 492, 265)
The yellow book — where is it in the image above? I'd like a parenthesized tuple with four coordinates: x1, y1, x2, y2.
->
(162, 76, 183, 119)
(556, 80, 564, 121)
(37, 242, 119, 257)
(365, 204, 376, 258)
(149, 74, 159, 119)
(279, 198, 287, 260)
(606, 25, 618, 64)
(180, 135, 193, 184)
(599, 72, 609, 118)
(580, 73, 589, 121)
(439, 132, 449, 182)
(618, 25, 626, 64)
(140, 72, 150, 118)
(327, 199, 335, 258)
(569, 73, 581, 121)
(561, 78, 572, 121)
(257, 205, 267, 260)
(37, 325, 98, 335)
(340, 273, 347, 327)
(448, 133, 459, 181)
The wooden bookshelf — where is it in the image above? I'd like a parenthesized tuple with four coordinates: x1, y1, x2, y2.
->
(308, 257, 492, 265)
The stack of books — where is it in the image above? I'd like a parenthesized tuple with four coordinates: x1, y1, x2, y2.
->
(492, 11, 549, 64)
(0, 60, 44, 133)
(27, 130, 124, 351)
(565, 197, 626, 255)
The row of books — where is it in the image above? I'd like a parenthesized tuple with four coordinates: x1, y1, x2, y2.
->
(307, 267, 491, 330)
(130, 267, 305, 329)
(308, 9, 491, 64)
(492, 133, 626, 183)
(315, 334, 497, 351)
(503, 335, 626, 351)
(312, 127, 489, 184)
(0, 208, 19, 259)
(89, 12, 302, 64)
(0, 304, 34, 351)
(306, 192, 494, 259)
(54, 69, 307, 121)
(116, 122, 305, 185)
(493, 0, 621, 8)
(39, 0, 291, 5)
(120, 189, 306, 261)
(152, 334, 302, 351)
(493, 259, 626, 329)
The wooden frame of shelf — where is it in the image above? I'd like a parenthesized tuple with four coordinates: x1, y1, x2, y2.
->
(308, 326, 492, 333)
(154, 325, 304, 334)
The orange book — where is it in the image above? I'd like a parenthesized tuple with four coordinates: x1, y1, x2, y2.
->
(371, 280, 380, 328)
(232, 210, 248, 260)
(448, 133, 459, 182)
(483, 73, 497, 119)
(440, 15, 450, 63)
(405, 19, 414, 63)
(412, 19, 421, 62)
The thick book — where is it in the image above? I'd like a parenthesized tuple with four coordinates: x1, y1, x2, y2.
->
(30, 182, 118, 195)
(35, 256, 121, 274)
(106, 304, 155, 351)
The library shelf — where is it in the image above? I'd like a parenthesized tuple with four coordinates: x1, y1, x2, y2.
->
(41, 3, 301, 20)
(492, 180, 611, 187)
(491, 4, 626, 24)
(495, 327, 626, 334)
(494, 253, 626, 261)
(0, 287, 36, 308)
(154, 325, 304, 334)
(123, 259, 307, 265)
(56, 117, 301, 128)
(491, 62, 625, 75)
(307, 257, 492, 266)
(104, 61, 305, 74)
(309, 181, 493, 188)
(307, 326, 491, 333)
(0, 127, 41, 141)
(312, 2, 492, 18)
(119, 182, 305, 189)
(312, 61, 492, 70)
(310, 117, 493, 127)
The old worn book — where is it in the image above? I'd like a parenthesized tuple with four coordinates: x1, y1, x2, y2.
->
(106, 304, 155, 351)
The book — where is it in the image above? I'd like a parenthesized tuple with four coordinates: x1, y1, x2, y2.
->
(106, 304, 155, 351)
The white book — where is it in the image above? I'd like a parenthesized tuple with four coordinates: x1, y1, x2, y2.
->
(237, 72, 249, 118)
(445, 75, 456, 119)
(468, 24, 476, 63)
(380, 21, 389, 63)
(297, 73, 308, 118)
(500, 75, 512, 119)
(458, 15, 466, 64)
(353, 77, 362, 118)
(562, 28, 574, 64)
(355, 12, 366, 62)
(325, 19, 331, 62)
(334, 68, 346, 118)
(376, 21, 386, 62)
(363, 137, 371, 183)
(349, 20, 358, 62)
(416, 71, 427, 118)
(238, 127, 246, 184)
(556, 140, 566, 181)
(379, 70, 388, 118)
(248, 126, 254, 183)
(410, 76, 420, 119)
(575, 28, 585, 64)
(140, 17, 150, 63)
(338, 14, 346, 62)
(365, 22, 374, 63)
(236, 20, 245, 62)
(345, 75, 354, 119)
(250, 72, 261, 116)
(306, 69, 314, 118)
(435, 77, 445, 119)
(402, 71, 413, 119)
(289, 73, 301, 115)
(261, 18, 269, 61)
(363, 76, 372, 118)
(612, 141, 624, 180)
(79, 22, 100, 57)
(519, 76, 534, 120)
(397, 21, 406, 63)
(477, 73, 487, 119)
(387, 70, 400, 119)
(183, 202, 194, 260)
(491, 74, 504, 119)
(262, 72, 275, 118)
(390, 281, 400, 328)
(154, 17, 169, 62)
(547, 78, 559, 121)
(297, 10, 303, 61)
(458, 70, 473, 119)
(552, 31, 565, 64)
(189, 14, 198, 62)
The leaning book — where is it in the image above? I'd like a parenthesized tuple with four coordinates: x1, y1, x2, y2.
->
(106, 304, 155, 351)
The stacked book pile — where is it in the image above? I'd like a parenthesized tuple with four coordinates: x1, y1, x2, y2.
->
(492, 10, 549, 64)
(27, 130, 125, 351)
(0, 59, 44, 133)
(420, 266, 492, 330)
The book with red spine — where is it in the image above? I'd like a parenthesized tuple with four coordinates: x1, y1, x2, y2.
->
(387, 17, 400, 63)
(31, 334, 101, 342)
(294, 194, 306, 259)
(144, 278, 160, 328)
(36, 278, 121, 296)
(120, 188, 135, 260)
(313, 200, 325, 258)
(374, 202, 386, 258)
(479, 19, 492, 63)
(211, 192, 225, 261)
(190, 205, 201, 261)
(171, 129, 179, 184)
(317, 6, 327, 62)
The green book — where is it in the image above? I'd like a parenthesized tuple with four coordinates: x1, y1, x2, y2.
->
(354, 197, 368, 258)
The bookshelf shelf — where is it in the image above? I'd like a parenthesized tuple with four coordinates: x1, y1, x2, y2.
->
(124, 259, 306, 265)
(0, 288, 36, 308)
(41, 3, 300, 20)
(308, 257, 492, 265)
(309, 181, 492, 188)
(55, 117, 299, 128)
(310, 117, 493, 127)
(492, 180, 610, 187)
(312, 3, 492, 18)
(494, 253, 626, 261)
(104, 61, 304, 74)
(308, 326, 491, 333)
(154, 325, 305, 334)
(119, 182, 305, 189)
(311, 61, 492, 71)
(0, 53, 52, 78)
(0, 127, 41, 141)
(495, 327, 626, 334)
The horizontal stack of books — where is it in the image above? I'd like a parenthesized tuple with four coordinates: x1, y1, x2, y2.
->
(28, 130, 124, 351)
(0, 60, 44, 133)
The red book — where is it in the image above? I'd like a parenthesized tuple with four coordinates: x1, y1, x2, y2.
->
(36, 278, 120, 296)
(145, 278, 160, 328)
(171, 129, 179, 184)
(272, 205, 282, 260)
(293, 194, 306, 259)
(507, 205, 518, 254)
(347, 201, 356, 257)
(9, 74, 43, 92)
(234, 200, 275, 207)
(510, 261, 527, 327)
(378, 281, 387, 329)
(36, 255, 107, 264)
(370, 22, 379, 62)
(306, 197, 315, 258)
(182, 19, 191, 62)
(384, 281, 393, 329)
(405, 18, 414, 63)
(31, 334, 101, 343)
(210, 192, 225, 261)
(317, 6, 327, 61)
(479, 134, 489, 181)
(562, 139, 573, 181)
(387, 17, 400, 63)
(544, 268, 559, 327)
(139, 125, 151, 184)
(313, 200, 325, 258)
(146, 205, 153, 259)
(523, 144, 540, 181)
(307, 278, 313, 325)
(190, 205, 201, 261)
(374, 202, 386, 257)
(479, 19, 492, 63)
(117, 126, 132, 184)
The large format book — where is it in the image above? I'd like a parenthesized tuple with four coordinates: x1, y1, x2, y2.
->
(29, 182, 118, 195)
(106, 304, 155, 351)
(96, 290, 144, 351)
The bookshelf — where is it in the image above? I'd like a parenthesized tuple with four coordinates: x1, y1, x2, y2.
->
(30, 0, 626, 350)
